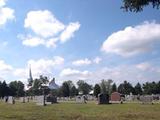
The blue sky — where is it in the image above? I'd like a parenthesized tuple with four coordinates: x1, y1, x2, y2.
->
(0, 0, 160, 86)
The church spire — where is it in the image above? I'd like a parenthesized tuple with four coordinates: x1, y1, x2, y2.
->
(28, 65, 33, 86)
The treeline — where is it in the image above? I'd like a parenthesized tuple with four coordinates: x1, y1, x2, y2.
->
(0, 81, 25, 98)
(0, 76, 160, 98)
(26, 78, 160, 97)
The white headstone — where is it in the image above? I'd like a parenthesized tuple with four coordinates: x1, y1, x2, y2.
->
(140, 95, 153, 104)
(8, 96, 15, 104)
(76, 95, 86, 104)
(36, 96, 45, 106)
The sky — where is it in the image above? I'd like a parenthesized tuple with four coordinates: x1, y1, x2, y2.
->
(0, 0, 160, 86)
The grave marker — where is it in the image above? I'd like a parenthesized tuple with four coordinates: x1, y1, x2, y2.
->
(140, 95, 153, 104)
(111, 92, 123, 103)
(98, 93, 109, 104)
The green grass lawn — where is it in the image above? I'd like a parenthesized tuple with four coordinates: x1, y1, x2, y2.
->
(0, 101, 160, 120)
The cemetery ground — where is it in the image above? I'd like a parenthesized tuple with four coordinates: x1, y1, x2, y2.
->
(0, 101, 160, 120)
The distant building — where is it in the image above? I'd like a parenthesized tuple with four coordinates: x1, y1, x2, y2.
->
(48, 78, 59, 90)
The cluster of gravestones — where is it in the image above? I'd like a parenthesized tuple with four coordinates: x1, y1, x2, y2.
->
(2, 94, 57, 106)
(75, 95, 88, 104)
(97, 92, 159, 105)
(3, 96, 15, 104)
(35, 94, 57, 106)
(2, 92, 159, 106)
(97, 92, 124, 104)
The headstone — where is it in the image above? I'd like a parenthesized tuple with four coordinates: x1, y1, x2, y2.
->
(76, 95, 87, 104)
(36, 96, 45, 106)
(8, 96, 15, 104)
(111, 92, 123, 103)
(26, 97, 30, 102)
(20, 97, 25, 103)
(140, 95, 153, 104)
(125, 94, 134, 101)
(98, 93, 109, 104)
(4, 96, 8, 103)
(46, 95, 57, 104)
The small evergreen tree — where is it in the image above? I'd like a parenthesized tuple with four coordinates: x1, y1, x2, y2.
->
(94, 84, 101, 98)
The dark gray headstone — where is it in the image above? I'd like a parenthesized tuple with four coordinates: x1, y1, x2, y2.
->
(46, 95, 57, 104)
(98, 93, 109, 104)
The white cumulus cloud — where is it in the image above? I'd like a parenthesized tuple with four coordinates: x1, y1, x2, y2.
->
(93, 57, 102, 64)
(0, 60, 13, 79)
(0, 0, 6, 7)
(22, 36, 45, 47)
(60, 22, 80, 43)
(13, 56, 64, 79)
(0, 60, 12, 72)
(21, 10, 80, 48)
(101, 21, 160, 57)
(0, 0, 15, 26)
(60, 68, 91, 77)
(20, 35, 58, 48)
(24, 10, 65, 38)
(72, 58, 92, 66)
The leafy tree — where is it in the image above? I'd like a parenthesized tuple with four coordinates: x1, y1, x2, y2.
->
(1, 81, 10, 97)
(121, 0, 160, 12)
(134, 82, 143, 95)
(61, 82, 70, 97)
(157, 81, 160, 94)
(29, 75, 49, 96)
(39, 75, 49, 85)
(64, 80, 74, 91)
(70, 86, 78, 97)
(77, 80, 92, 95)
(57, 87, 63, 97)
(0, 81, 2, 97)
(94, 84, 101, 98)
(61, 80, 76, 97)
(100, 79, 113, 94)
(143, 81, 158, 94)
(112, 83, 117, 93)
(32, 78, 43, 95)
(118, 81, 135, 95)
(9, 81, 25, 97)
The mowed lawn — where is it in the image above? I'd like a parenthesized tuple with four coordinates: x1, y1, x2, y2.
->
(0, 101, 160, 120)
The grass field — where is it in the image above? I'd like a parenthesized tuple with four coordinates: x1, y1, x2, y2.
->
(0, 101, 160, 120)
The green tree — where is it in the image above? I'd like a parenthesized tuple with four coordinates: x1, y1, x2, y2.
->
(121, 0, 160, 12)
(0, 81, 2, 97)
(57, 87, 63, 97)
(39, 75, 49, 85)
(100, 79, 113, 94)
(94, 84, 101, 98)
(29, 75, 49, 96)
(157, 81, 160, 94)
(77, 80, 92, 95)
(143, 81, 158, 94)
(70, 86, 78, 97)
(134, 82, 143, 95)
(112, 83, 117, 93)
(9, 81, 25, 97)
(1, 81, 10, 97)
(32, 78, 43, 95)
(64, 80, 74, 91)
(118, 81, 135, 95)
(61, 82, 70, 97)
(60, 80, 75, 97)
